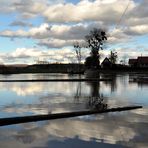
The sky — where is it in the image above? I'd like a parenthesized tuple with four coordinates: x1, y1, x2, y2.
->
(0, 0, 148, 64)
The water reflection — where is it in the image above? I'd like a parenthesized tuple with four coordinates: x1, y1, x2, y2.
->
(101, 73, 117, 93)
(85, 81, 107, 110)
(74, 74, 107, 110)
(0, 73, 148, 148)
(129, 74, 148, 88)
(0, 111, 147, 148)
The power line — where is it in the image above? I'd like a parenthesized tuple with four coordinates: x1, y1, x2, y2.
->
(115, 1, 130, 29)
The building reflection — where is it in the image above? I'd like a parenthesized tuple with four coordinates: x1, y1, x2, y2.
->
(129, 74, 148, 88)
(101, 73, 117, 93)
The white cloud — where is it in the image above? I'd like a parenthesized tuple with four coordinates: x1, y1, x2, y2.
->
(0, 22, 107, 48)
(0, 23, 103, 40)
(9, 21, 33, 27)
(1, 45, 147, 65)
(125, 25, 148, 35)
(43, 0, 135, 23)
(0, 0, 148, 64)
(11, 48, 45, 58)
(0, 0, 147, 45)
(0, 47, 89, 64)
(108, 28, 131, 43)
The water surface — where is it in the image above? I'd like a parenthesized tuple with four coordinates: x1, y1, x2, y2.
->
(0, 73, 147, 148)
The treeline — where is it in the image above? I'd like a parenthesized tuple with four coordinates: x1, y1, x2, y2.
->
(0, 64, 85, 74)
(0, 63, 148, 74)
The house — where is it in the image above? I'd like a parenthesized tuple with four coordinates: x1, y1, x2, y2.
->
(137, 56, 148, 67)
(0, 64, 6, 73)
(128, 59, 137, 67)
(128, 56, 148, 67)
(101, 57, 112, 68)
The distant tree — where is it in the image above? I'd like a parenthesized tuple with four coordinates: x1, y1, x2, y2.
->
(85, 28, 107, 68)
(74, 41, 82, 64)
(120, 60, 123, 65)
(85, 28, 107, 57)
(73, 28, 107, 69)
(109, 51, 118, 64)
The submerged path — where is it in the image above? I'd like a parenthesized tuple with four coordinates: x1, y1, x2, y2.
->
(0, 78, 112, 82)
(0, 106, 142, 126)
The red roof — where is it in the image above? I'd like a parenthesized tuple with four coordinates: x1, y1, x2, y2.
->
(137, 57, 148, 64)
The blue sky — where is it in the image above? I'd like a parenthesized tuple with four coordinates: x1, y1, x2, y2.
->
(0, 0, 147, 64)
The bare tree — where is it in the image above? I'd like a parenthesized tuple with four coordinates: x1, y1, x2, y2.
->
(109, 51, 118, 64)
(74, 41, 82, 64)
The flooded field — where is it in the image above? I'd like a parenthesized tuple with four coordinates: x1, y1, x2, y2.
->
(0, 73, 147, 148)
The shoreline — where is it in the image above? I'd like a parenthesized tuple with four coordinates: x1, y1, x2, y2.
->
(0, 63, 148, 74)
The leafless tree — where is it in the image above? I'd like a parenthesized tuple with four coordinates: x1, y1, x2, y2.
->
(74, 41, 82, 64)
(109, 51, 118, 64)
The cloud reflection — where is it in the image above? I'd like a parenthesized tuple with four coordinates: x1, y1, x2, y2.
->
(0, 110, 147, 148)
(0, 73, 148, 148)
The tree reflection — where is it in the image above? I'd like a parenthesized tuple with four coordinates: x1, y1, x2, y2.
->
(74, 76, 107, 111)
(86, 81, 107, 110)
(74, 81, 82, 103)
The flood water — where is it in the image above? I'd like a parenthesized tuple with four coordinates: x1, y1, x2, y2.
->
(0, 73, 147, 148)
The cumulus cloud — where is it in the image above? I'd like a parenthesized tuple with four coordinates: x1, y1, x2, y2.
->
(0, 0, 147, 43)
(13, 0, 48, 18)
(0, 0, 147, 64)
(9, 21, 33, 27)
(0, 0, 66, 17)
(108, 28, 131, 44)
(0, 48, 47, 64)
(0, 22, 108, 48)
(0, 47, 90, 64)
(128, 0, 148, 19)
(0, 0, 19, 13)
(0, 22, 104, 40)
(125, 25, 148, 35)
(43, 0, 135, 23)
(0, 23, 49, 38)
(37, 38, 79, 48)
(1, 45, 147, 65)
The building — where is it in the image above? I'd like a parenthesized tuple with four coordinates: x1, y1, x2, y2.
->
(128, 59, 137, 67)
(0, 64, 6, 73)
(101, 57, 112, 68)
(128, 56, 148, 67)
(137, 57, 148, 67)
